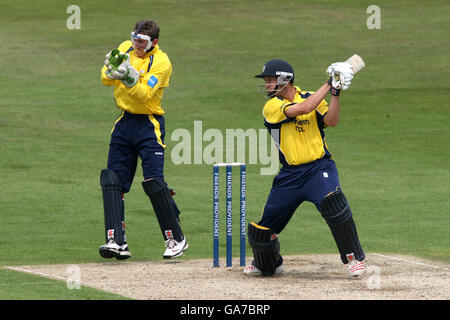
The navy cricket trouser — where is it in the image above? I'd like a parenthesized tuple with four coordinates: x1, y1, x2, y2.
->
(107, 111, 166, 193)
(259, 157, 341, 234)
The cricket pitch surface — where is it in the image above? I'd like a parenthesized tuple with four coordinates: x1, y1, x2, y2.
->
(5, 253, 450, 300)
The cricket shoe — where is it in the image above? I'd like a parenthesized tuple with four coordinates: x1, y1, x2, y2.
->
(163, 237, 189, 259)
(243, 263, 284, 277)
(346, 253, 365, 277)
(115, 243, 131, 260)
(99, 239, 121, 259)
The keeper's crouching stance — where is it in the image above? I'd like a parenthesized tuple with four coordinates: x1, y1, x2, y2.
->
(246, 59, 366, 277)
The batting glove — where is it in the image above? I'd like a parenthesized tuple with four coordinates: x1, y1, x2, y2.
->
(328, 77, 340, 96)
(336, 69, 353, 90)
(326, 62, 350, 76)
(326, 63, 345, 91)
(329, 63, 354, 90)
(326, 63, 339, 77)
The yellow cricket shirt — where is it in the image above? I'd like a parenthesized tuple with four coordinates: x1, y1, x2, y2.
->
(263, 86, 331, 166)
(101, 41, 172, 115)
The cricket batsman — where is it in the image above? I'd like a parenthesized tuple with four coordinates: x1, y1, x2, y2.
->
(98, 20, 188, 260)
(246, 59, 366, 277)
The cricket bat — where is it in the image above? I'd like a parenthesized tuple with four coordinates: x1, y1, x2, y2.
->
(345, 54, 366, 74)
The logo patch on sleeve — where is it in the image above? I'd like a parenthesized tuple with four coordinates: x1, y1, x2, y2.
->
(147, 75, 158, 88)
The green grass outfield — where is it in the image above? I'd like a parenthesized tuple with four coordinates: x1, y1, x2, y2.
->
(0, 0, 448, 299)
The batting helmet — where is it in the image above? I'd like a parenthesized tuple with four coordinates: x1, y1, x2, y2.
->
(254, 59, 295, 84)
(255, 59, 295, 97)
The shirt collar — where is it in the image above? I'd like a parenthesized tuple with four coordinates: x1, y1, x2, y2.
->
(144, 44, 159, 58)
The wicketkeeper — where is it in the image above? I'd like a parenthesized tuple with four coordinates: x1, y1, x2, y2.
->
(98, 20, 188, 260)
(246, 59, 365, 277)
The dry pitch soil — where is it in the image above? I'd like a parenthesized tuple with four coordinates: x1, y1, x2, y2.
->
(6, 253, 450, 300)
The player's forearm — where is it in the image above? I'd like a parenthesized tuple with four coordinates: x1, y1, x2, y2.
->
(126, 82, 149, 101)
(124, 71, 168, 103)
(324, 95, 340, 127)
(285, 82, 330, 117)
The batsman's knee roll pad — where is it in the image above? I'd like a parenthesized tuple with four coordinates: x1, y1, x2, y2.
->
(142, 177, 168, 195)
(100, 169, 125, 244)
(100, 169, 121, 187)
(142, 178, 183, 242)
(318, 189, 352, 225)
(248, 222, 280, 276)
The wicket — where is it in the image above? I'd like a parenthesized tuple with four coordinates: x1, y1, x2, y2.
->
(213, 162, 246, 267)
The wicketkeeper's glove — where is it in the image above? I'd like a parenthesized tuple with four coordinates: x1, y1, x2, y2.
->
(104, 52, 139, 87)
(105, 51, 124, 80)
(118, 54, 140, 88)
